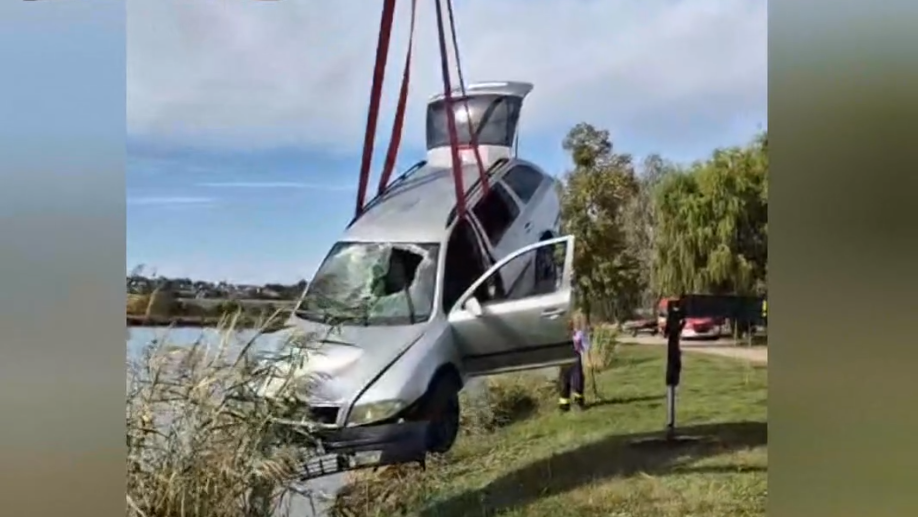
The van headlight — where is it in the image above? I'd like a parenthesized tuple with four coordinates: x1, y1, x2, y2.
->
(347, 399, 407, 426)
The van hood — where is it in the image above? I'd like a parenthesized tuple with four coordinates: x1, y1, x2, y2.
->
(256, 317, 426, 406)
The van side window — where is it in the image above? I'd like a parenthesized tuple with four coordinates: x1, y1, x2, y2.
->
(472, 183, 520, 245)
(442, 219, 494, 312)
(502, 165, 543, 203)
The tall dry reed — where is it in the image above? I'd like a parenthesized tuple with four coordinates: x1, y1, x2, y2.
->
(126, 310, 322, 517)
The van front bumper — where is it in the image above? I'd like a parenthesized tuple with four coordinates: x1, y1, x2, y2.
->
(300, 420, 429, 480)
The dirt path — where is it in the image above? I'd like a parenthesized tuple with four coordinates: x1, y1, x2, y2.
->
(619, 335, 768, 365)
(683, 345, 767, 364)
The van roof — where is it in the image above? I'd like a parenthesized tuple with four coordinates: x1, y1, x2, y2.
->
(427, 81, 533, 103)
(343, 161, 500, 243)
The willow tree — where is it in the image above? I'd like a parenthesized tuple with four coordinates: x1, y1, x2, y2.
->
(622, 153, 678, 306)
(559, 123, 643, 321)
(653, 132, 768, 296)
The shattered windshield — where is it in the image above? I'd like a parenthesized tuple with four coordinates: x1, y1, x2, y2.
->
(296, 241, 440, 326)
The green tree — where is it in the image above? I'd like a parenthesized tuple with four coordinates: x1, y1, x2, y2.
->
(653, 132, 768, 296)
(559, 123, 643, 322)
(622, 153, 678, 306)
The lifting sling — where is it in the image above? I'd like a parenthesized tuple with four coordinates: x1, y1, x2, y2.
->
(376, 0, 418, 197)
(355, 0, 489, 220)
(355, 0, 397, 218)
(445, 0, 489, 195)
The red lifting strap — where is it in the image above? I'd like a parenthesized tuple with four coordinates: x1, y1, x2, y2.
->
(355, 0, 397, 218)
(434, 0, 467, 218)
(376, 0, 418, 196)
(446, 0, 489, 195)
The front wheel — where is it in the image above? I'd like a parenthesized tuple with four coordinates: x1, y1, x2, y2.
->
(413, 375, 461, 454)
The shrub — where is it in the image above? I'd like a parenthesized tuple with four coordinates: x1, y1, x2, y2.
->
(586, 323, 620, 371)
(126, 319, 321, 517)
(126, 291, 178, 318)
(174, 300, 208, 318)
(219, 300, 243, 314)
(460, 372, 555, 434)
(126, 294, 149, 316)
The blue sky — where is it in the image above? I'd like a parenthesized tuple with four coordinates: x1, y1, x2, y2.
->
(127, 0, 767, 284)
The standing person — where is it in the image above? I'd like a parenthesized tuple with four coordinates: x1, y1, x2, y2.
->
(559, 313, 589, 411)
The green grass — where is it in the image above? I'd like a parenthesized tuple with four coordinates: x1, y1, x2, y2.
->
(334, 345, 767, 517)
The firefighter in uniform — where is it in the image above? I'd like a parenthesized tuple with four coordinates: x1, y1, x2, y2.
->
(559, 314, 588, 411)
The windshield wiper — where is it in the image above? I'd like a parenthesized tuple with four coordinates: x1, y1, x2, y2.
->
(293, 308, 325, 322)
(294, 290, 366, 325)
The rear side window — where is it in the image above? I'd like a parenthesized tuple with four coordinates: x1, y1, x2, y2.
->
(472, 183, 520, 245)
(503, 165, 543, 203)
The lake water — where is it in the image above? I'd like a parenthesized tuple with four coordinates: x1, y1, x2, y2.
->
(127, 326, 344, 517)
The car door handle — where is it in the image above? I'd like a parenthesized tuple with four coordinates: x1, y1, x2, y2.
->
(541, 307, 566, 319)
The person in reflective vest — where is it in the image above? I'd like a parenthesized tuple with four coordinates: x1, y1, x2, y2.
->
(559, 314, 589, 411)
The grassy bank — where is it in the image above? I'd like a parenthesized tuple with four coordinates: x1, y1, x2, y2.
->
(334, 345, 767, 517)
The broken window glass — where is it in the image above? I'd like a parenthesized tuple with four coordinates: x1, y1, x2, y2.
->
(298, 241, 440, 326)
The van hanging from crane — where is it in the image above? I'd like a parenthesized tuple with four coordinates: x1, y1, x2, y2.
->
(256, 79, 569, 479)
(253, 0, 574, 480)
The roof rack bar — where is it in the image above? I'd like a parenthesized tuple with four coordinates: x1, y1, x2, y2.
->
(348, 160, 426, 228)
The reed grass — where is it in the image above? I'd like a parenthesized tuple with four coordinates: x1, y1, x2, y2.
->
(586, 322, 620, 371)
(126, 308, 323, 517)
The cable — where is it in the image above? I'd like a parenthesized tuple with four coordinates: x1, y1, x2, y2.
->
(355, 0, 397, 218)
(376, 0, 418, 196)
(445, 0, 489, 194)
(434, 0, 467, 218)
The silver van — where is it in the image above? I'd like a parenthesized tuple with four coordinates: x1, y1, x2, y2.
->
(260, 82, 577, 478)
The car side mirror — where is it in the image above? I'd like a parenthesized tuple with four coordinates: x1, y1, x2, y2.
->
(464, 297, 483, 317)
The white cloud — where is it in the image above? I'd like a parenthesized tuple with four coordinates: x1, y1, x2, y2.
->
(196, 181, 354, 191)
(127, 0, 766, 153)
(127, 196, 216, 206)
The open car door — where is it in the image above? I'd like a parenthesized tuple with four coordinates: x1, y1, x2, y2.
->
(447, 235, 576, 375)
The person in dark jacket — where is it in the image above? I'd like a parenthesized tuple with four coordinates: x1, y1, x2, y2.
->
(559, 314, 589, 411)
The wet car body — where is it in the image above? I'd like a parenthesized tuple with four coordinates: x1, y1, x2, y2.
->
(258, 82, 577, 478)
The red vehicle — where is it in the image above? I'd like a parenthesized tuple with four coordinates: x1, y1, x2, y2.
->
(657, 298, 724, 339)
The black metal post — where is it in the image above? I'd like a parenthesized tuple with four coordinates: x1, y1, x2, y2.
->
(664, 299, 684, 440)
(665, 385, 676, 438)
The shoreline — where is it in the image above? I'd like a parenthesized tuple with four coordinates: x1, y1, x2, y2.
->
(126, 315, 285, 330)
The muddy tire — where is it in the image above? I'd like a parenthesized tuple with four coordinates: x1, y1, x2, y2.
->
(416, 375, 461, 454)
